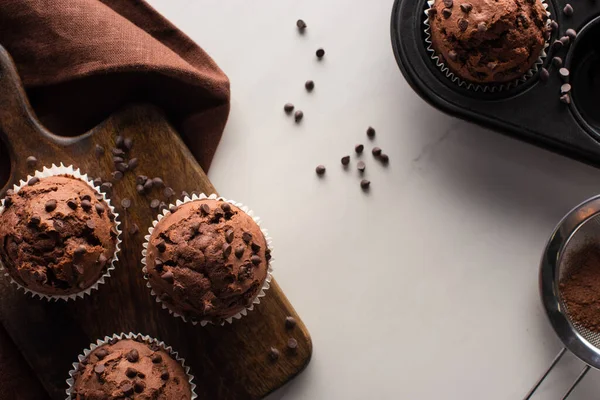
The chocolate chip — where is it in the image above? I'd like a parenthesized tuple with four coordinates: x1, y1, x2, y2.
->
(559, 68, 570, 80)
(297, 19, 307, 30)
(112, 148, 125, 157)
(100, 182, 112, 193)
(552, 57, 563, 67)
(458, 18, 468, 31)
(251, 242, 261, 253)
(243, 232, 253, 243)
(3, 196, 12, 209)
(427, 8, 437, 17)
(135, 175, 147, 185)
(121, 198, 131, 209)
(221, 203, 231, 214)
(122, 383, 134, 396)
(169, 205, 178, 213)
(163, 187, 175, 198)
(560, 94, 571, 104)
(156, 240, 166, 252)
(560, 36, 570, 46)
(316, 48, 325, 58)
(341, 156, 350, 166)
(477, 22, 487, 32)
(143, 179, 154, 192)
(29, 215, 40, 226)
(95, 348, 108, 360)
(126, 367, 137, 378)
(284, 103, 295, 113)
(95, 192, 104, 201)
(150, 199, 160, 209)
(181, 191, 190, 198)
(45, 199, 57, 212)
(442, 8, 452, 18)
(113, 156, 124, 164)
(268, 347, 280, 361)
(380, 154, 389, 164)
(552, 40, 563, 50)
(123, 138, 133, 151)
(316, 165, 326, 175)
(223, 243, 232, 258)
(201, 203, 210, 215)
(355, 144, 364, 154)
(126, 349, 139, 363)
(366, 126, 376, 139)
(116, 163, 128, 173)
(361, 179, 371, 190)
(151, 353, 162, 363)
(94, 364, 105, 374)
(285, 316, 297, 329)
(74, 245, 86, 256)
(305, 80, 315, 92)
(443, 0, 453, 7)
(64, 199, 77, 210)
(460, 3, 472, 13)
(550, 20, 558, 32)
(561, 83, 572, 94)
(28, 177, 39, 186)
(136, 184, 145, 194)
(287, 338, 298, 350)
(26, 156, 37, 168)
(154, 258, 164, 271)
(357, 161, 366, 172)
(115, 136, 124, 148)
(235, 246, 245, 259)
(225, 229, 234, 243)
(566, 28, 577, 40)
(134, 381, 146, 393)
(251, 255, 261, 265)
(161, 370, 170, 380)
(128, 158, 138, 170)
(86, 219, 95, 229)
(563, 4, 573, 16)
(294, 110, 304, 122)
(152, 177, 164, 188)
(95, 203, 105, 214)
(371, 147, 382, 157)
(95, 145, 105, 157)
(111, 171, 123, 181)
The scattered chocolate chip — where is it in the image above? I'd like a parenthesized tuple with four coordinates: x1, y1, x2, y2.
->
(45, 199, 57, 212)
(458, 18, 468, 31)
(294, 110, 304, 122)
(111, 171, 123, 181)
(112, 148, 125, 157)
(223, 243, 232, 258)
(563, 4, 573, 16)
(561, 83, 572, 94)
(296, 19, 307, 30)
(126, 349, 139, 363)
(341, 156, 350, 166)
(355, 144, 364, 154)
(95, 192, 104, 201)
(122, 383, 134, 396)
(443, 0, 453, 7)
(316, 48, 325, 58)
(366, 126, 376, 139)
(251, 255, 261, 265)
(200, 203, 210, 215)
(116, 163, 128, 173)
(95, 203, 105, 214)
(95, 145, 105, 157)
(143, 179, 154, 192)
(243, 232, 253, 243)
(225, 229, 234, 243)
(268, 347, 280, 361)
(235, 245, 245, 259)
(552, 40, 563, 50)
(361, 179, 371, 190)
(560, 36, 570, 46)
(95, 348, 108, 360)
(113, 156, 124, 164)
(316, 165, 326, 175)
(305, 80, 315, 91)
(121, 198, 131, 209)
(94, 364, 105, 374)
(286, 316, 297, 329)
(128, 158, 138, 170)
(161, 270, 174, 283)
(380, 154, 389, 164)
(163, 187, 175, 198)
(150, 199, 160, 209)
(28, 177, 39, 186)
(560, 94, 571, 104)
(287, 338, 298, 350)
(134, 381, 146, 393)
(100, 182, 112, 193)
(284, 103, 295, 114)
(181, 191, 190, 198)
(136, 175, 148, 185)
(477, 22, 487, 32)
(123, 138, 133, 151)
(566, 28, 577, 41)
(151, 353, 162, 363)
(550, 20, 558, 32)
(372, 147, 382, 157)
(152, 177, 164, 188)
(126, 367, 137, 378)
(86, 219, 95, 229)
(357, 161, 366, 172)
(26, 156, 37, 168)
(442, 8, 452, 18)
(460, 3, 472, 13)
(559, 68, 570, 80)
(129, 223, 139, 235)
(115, 136, 124, 148)
(74, 245, 86, 256)
(552, 57, 563, 67)
(29, 215, 40, 225)
(156, 240, 166, 252)
(136, 184, 145, 194)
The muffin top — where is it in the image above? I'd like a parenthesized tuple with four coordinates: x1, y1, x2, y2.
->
(429, 0, 548, 84)
(0, 175, 117, 296)
(145, 199, 271, 322)
(71, 338, 192, 400)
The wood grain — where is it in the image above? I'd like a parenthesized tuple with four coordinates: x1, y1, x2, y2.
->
(0, 46, 311, 400)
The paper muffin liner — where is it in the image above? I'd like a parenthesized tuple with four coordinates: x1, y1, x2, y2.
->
(65, 332, 197, 400)
(423, 0, 551, 92)
(141, 193, 274, 327)
(0, 163, 122, 301)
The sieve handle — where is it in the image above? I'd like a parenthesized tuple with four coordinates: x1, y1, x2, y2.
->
(523, 348, 567, 400)
(561, 365, 590, 400)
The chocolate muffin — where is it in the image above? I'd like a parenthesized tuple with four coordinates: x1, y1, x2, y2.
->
(0, 175, 117, 296)
(71, 338, 192, 400)
(145, 199, 271, 323)
(428, 0, 549, 84)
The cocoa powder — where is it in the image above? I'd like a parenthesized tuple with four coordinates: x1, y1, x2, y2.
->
(560, 242, 600, 332)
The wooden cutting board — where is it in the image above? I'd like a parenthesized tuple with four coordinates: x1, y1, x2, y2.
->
(0, 47, 312, 400)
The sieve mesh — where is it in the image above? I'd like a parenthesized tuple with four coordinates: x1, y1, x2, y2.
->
(557, 213, 600, 349)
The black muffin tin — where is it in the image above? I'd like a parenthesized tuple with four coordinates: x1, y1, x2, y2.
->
(391, 0, 600, 167)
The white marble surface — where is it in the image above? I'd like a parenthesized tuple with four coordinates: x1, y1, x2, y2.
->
(146, 1, 600, 398)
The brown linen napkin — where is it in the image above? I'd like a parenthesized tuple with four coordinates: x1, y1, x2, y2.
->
(0, 0, 230, 398)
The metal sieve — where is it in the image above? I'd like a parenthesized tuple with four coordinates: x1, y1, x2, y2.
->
(525, 195, 600, 399)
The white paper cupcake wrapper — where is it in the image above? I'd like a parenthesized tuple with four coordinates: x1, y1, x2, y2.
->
(423, 0, 551, 92)
(65, 332, 197, 400)
(0, 163, 122, 301)
(141, 193, 274, 327)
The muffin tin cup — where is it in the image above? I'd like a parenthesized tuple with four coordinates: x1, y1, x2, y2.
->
(65, 332, 197, 400)
(141, 193, 274, 327)
(423, 0, 551, 92)
(0, 163, 122, 301)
